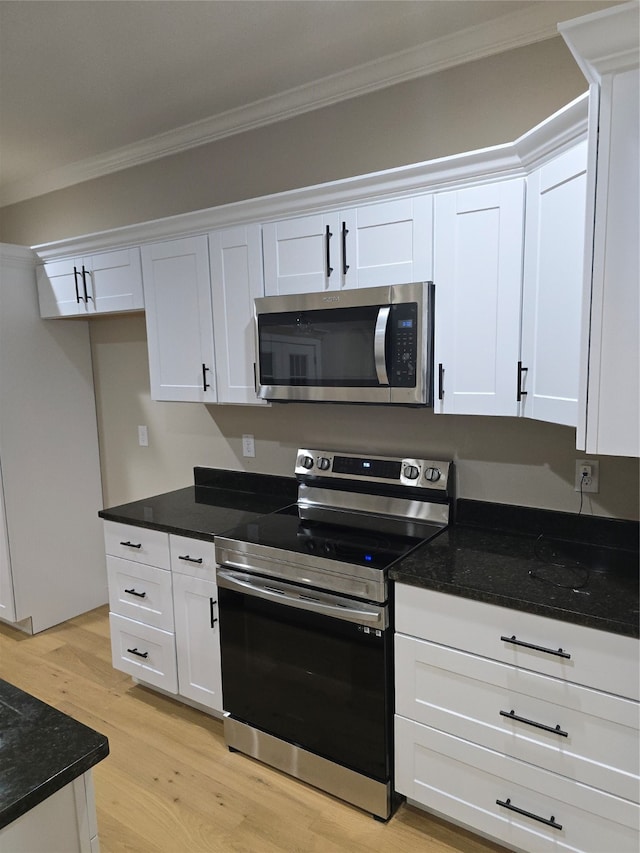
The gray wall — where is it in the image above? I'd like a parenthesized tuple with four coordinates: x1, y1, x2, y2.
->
(2, 38, 638, 519)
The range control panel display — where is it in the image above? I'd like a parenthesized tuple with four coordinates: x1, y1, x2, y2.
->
(332, 456, 402, 480)
(295, 449, 451, 491)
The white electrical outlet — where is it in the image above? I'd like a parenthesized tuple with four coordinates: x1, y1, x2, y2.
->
(138, 425, 148, 447)
(242, 434, 255, 458)
(575, 459, 599, 493)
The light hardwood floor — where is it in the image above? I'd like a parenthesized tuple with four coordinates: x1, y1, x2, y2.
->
(0, 605, 511, 853)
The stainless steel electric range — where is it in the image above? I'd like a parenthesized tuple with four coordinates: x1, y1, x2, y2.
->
(215, 448, 453, 820)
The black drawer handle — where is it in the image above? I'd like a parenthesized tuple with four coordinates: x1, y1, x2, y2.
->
(496, 798, 562, 831)
(178, 555, 203, 564)
(202, 363, 210, 391)
(73, 266, 82, 303)
(124, 588, 147, 599)
(210, 598, 218, 628)
(438, 363, 444, 400)
(325, 224, 333, 277)
(341, 222, 349, 275)
(120, 540, 142, 549)
(127, 647, 149, 659)
(500, 709, 568, 738)
(517, 360, 528, 402)
(501, 635, 571, 660)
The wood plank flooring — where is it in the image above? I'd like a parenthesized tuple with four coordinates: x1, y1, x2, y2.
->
(0, 606, 511, 853)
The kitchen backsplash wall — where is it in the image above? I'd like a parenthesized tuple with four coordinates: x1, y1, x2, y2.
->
(92, 314, 639, 520)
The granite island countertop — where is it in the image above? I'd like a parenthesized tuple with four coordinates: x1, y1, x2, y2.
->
(0, 679, 109, 829)
(390, 500, 639, 638)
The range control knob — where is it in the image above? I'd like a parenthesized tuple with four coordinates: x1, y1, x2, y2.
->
(404, 464, 420, 480)
(317, 457, 331, 471)
(424, 467, 441, 483)
(300, 455, 314, 470)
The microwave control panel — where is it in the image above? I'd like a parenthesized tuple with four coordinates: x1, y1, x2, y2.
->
(388, 303, 418, 387)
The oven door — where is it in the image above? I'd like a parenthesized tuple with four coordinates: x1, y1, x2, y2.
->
(217, 568, 392, 782)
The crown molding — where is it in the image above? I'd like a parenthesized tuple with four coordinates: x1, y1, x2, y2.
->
(559, 1, 639, 82)
(1, 2, 579, 209)
(32, 93, 588, 262)
(0, 243, 37, 265)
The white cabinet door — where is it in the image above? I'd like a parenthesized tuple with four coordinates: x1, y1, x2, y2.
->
(584, 68, 639, 456)
(262, 212, 340, 295)
(262, 196, 432, 296)
(37, 247, 143, 318)
(434, 179, 525, 416)
(0, 462, 16, 624)
(209, 224, 266, 405)
(172, 572, 223, 712)
(521, 142, 588, 427)
(141, 236, 217, 402)
(342, 196, 432, 288)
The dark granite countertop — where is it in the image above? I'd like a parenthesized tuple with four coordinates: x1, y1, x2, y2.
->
(99, 471, 638, 640)
(99, 467, 298, 541)
(390, 500, 639, 639)
(0, 679, 109, 830)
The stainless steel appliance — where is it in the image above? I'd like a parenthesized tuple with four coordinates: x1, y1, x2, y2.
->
(215, 448, 453, 820)
(254, 282, 435, 405)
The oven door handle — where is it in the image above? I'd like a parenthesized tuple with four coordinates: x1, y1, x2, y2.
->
(216, 569, 386, 628)
(374, 306, 390, 386)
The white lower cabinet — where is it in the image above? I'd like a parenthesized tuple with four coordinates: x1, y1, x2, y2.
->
(394, 584, 640, 853)
(104, 522, 223, 714)
(0, 771, 100, 853)
(172, 573, 222, 711)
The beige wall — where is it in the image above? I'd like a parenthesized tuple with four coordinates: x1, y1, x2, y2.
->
(1, 38, 586, 245)
(2, 39, 639, 519)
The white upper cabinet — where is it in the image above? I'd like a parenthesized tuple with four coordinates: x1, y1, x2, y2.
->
(141, 236, 217, 403)
(560, 2, 640, 457)
(434, 179, 526, 416)
(209, 224, 266, 405)
(37, 247, 143, 318)
(262, 212, 340, 296)
(520, 141, 588, 427)
(341, 196, 433, 288)
(262, 195, 432, 296)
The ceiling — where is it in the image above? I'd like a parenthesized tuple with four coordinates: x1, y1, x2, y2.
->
(0, 0, 616, 207)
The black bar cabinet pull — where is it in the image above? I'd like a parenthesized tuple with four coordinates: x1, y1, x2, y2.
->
(210, 598, 218, 628)
(500, 709, 568, 738)
(517, 361, 528, 402)
(341, 222, 349, 275)
(496, 798, 562, 831)
(438, 363, 444, 400)
(81, 265, 92, 301)
(126, 647, 149, 659)
(178, 555, 203, 564)
(120, 540, 142, 549)
(202, 363, 210, 391)
(73, 266, 82, 303)
(124, 588, 147, 598)
(325, 224, 333, 277)
(501, 634, 571, 660)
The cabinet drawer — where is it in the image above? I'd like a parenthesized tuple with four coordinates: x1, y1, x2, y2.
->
(107, 556, 174, 630)
(395, 715, 639, 853)
(395, 633, 639, 802)
(170, 534, 216, 579)
(109, 613, 177, 693)
(395, 584, 639, 700)
(103, 521, 170, 569)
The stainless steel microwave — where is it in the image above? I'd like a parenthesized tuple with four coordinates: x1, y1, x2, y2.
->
(254, 282, 434, 405)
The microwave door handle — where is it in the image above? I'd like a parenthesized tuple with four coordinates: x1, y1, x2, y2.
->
(374, 306, 390, 385)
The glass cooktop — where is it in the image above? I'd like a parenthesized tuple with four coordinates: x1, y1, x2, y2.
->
(219, 503, 444, 572)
